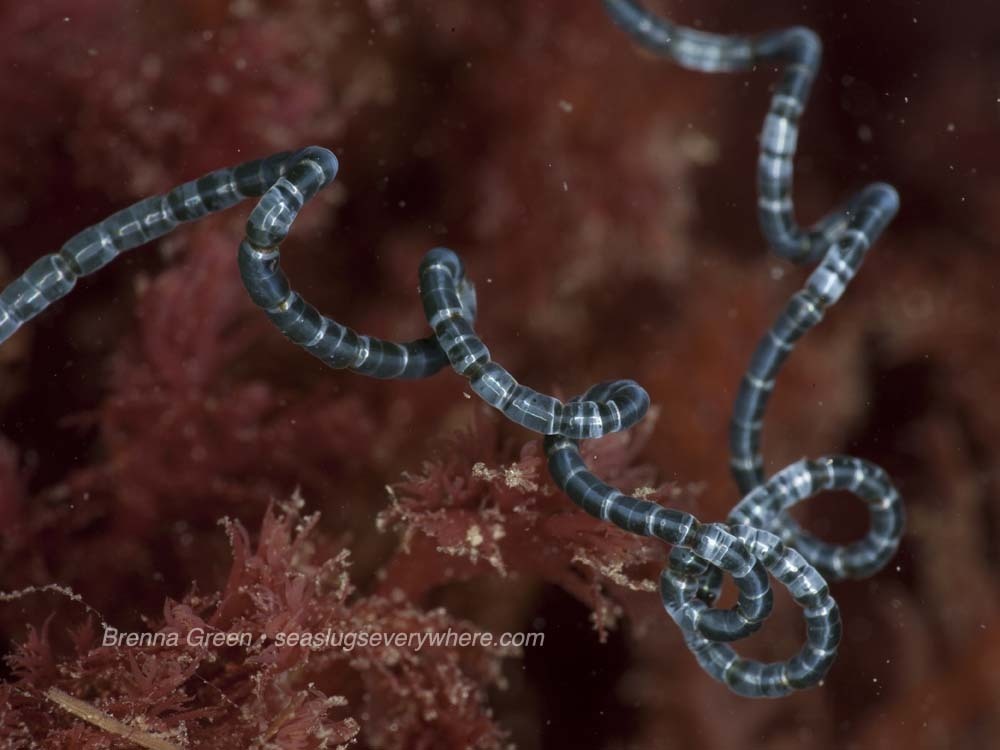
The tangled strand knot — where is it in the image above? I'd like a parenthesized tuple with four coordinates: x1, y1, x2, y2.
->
(0, 0, 903, 698)
(542, 0, 904, 697)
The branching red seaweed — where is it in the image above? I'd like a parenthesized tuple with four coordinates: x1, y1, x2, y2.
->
(0, 0, 998, 748)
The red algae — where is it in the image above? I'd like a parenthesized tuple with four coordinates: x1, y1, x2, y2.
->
(0, 0, 998, 748)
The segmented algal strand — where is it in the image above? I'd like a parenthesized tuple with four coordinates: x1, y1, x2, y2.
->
(729, 187, 898, 495)
(540, 0, 905, 697)
(603, 0, 898, 264)
(0, 146, 477, 381)
(0, 151, 292, 345)
(729, 457, 904, 581)
(418, 247, 650, 438)
(237, 149, 478, 379)
(0, 0, 905, 702)
(603, 0, 900, 501)
(545, 395, 845, 698)
(0, 132, 646, 411)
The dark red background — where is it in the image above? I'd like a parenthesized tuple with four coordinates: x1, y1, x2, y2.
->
(0, 1, 997, 748)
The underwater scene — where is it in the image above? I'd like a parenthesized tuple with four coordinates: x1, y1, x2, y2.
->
(0, 1, 996, 748)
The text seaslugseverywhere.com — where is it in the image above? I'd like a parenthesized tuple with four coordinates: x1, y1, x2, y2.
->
(100, 626, 544, 652)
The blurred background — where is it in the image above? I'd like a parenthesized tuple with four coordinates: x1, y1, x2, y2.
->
(0, 0, 997, 748)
